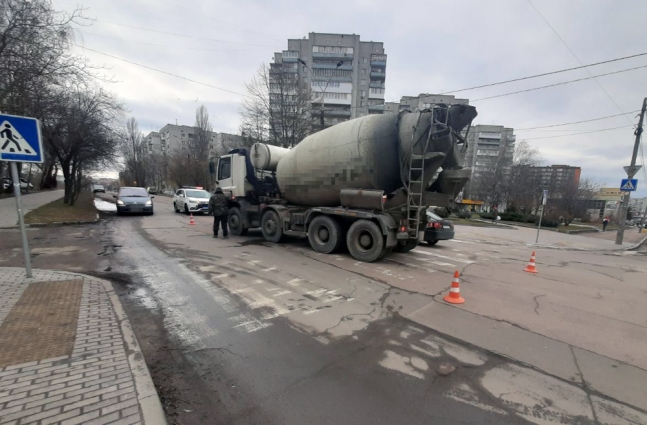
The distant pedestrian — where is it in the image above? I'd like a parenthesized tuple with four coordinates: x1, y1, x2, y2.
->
(602, 216, 610, 232)
(492, 207, 498, 223)
(209, 187, 229, 239)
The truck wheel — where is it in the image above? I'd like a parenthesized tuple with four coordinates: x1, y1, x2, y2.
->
(261, 210, 284, 243)
(346, 220, 385, 262)
(308, 216, 343, 254)
(393, 239, 418, 253)
(228, 207, 248, 236)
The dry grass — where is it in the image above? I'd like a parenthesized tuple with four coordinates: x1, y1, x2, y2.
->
(24, 191, 97, 224)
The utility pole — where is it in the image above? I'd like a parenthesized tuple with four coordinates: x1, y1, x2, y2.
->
(616, 97, 646, 245)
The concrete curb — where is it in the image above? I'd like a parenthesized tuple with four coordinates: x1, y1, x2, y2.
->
(100, 278, 168, 425)
(627, 234, 647, 251)
(21, 214, 101, 228)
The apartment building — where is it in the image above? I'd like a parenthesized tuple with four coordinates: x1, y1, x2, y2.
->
(529, 165, 581, 191)
(383, 93, 469, 113)
(462, 125, 516, 201)
(271, 32, 387, 128)
(144, 124, 242, 158)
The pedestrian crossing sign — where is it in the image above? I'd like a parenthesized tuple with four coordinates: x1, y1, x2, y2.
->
(620, 179, 638, 191)
(0, 113, 43, 163)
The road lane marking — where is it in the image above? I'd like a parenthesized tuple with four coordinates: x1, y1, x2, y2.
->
(287, 278, 303, 286)
(412, 249, 475, 264)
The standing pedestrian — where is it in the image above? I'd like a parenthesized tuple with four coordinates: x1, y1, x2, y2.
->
(208, 187, 229, 239)
(602, 216, 610, 232)
(492, 206, 498, 223)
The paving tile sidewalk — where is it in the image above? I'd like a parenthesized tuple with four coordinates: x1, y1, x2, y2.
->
(0, 190, 64, 228)
(0, 268, 166, 425)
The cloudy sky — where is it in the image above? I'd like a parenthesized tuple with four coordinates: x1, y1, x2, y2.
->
(54, 0, 647, 197)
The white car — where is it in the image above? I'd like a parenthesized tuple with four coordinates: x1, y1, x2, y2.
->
(2, 178, 33, 191)
(173, 188, 211, 214)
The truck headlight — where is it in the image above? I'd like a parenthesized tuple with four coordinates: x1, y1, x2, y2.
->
(117, 200, 125, 206)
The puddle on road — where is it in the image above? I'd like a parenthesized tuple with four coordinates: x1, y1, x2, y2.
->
(94, 199, 117, 212)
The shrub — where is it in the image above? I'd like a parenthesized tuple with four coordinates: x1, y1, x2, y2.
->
(479, 212, 495, 219)
(540, 218, 559, 227)
(456, 211, 472, 219)
(433, 207, 449, 218)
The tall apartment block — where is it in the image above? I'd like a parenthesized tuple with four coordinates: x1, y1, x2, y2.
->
(383, 93, 469, 114)
(272, 32, 387, 128)
(529, 165, 581, 191)
(462, 125, 516, 201)
(143, 124, 242, 158)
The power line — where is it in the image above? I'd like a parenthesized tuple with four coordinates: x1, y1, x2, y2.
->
(520, 125, 633, 140)
(526, 0, 634, 127)
(441, 51, 647, 95)
(516, 110, 641, 130)
(94, 19, 281, 48)
(76, 29, 269, 52)
(73, 44, 251, 98)
(470, 64, 647, 102)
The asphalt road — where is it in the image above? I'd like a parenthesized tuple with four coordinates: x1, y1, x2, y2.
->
(2, 193, 645, 424)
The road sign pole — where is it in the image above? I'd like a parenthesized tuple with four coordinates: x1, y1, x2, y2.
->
(10, 161, 32, 278)
(616, 97, 646, 245)
(535, 205, 544, 244)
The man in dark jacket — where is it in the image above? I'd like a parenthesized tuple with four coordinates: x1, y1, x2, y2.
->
(208, 187, 229, 239)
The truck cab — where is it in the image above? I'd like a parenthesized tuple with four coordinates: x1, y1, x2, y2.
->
(213, 153, 248, 198)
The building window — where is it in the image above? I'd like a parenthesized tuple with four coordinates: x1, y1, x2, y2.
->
(361, 90, 366, 97)
(363, 57, 367, 64)
(362, 69, 366, 75)
(361, 79, 366, 85)
(360, 101, 364, 106)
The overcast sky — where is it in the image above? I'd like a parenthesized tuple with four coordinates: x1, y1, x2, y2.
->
(54, 0, 647, 197)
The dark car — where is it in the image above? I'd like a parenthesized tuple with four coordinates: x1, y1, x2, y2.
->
(114, 187, 154, 215)
(422, 211, 454, 246)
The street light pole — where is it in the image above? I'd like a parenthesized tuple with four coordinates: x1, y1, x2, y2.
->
(298, 59, 343, 129)
(616, 97, 646, 245)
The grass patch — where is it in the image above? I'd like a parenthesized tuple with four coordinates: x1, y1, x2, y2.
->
(24, 191, 97, 224)
(451, 218, 500, 227)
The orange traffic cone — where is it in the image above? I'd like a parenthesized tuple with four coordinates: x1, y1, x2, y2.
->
(189, 213, 196, 225)
(443, 271, 465, 304)
(524, 251, 538, 273)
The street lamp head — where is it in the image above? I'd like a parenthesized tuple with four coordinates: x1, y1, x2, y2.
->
(336, 61, 343, 68)
(297, 59, 306, 66)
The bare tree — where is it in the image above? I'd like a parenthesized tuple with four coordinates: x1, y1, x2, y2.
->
(120, 117, 146, 187)
(548, 178, 601, 225)
(240, 64, 314, 148)
(506, 141, 543, 216)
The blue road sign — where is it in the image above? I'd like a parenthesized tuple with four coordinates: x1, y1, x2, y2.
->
(0, 113, 43, 163)
(620, 179, 638, 191)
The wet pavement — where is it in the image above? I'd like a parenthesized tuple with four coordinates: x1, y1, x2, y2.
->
(1, 195, 646, 424)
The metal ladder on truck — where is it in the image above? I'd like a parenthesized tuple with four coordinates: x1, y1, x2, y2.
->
(403, 104, 450, 238)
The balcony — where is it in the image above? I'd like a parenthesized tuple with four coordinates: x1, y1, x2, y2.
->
(282, 51, 299, 62)
(325, 110, 351, 117)
(370, 71, 386, 80)
(368, 105, 385, 112)
(312, 51, 353, 61)
(312, 62, 353, 71)
(369, 82, 385, 89)
(371, 54, 387, 67)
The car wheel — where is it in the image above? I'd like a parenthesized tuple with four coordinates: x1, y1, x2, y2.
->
(308, 215, 344, 254)
(174, 202, 179, 213)
(261, 210, 283, 243)
(427, 240, 439, 246)
(184, 204, 189, 215)
(228, 207, 248, 236)
(393, 239, 418, 253)
(346, 219, 385, 262)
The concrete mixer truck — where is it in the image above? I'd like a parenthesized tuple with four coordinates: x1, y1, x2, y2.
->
(210, 104, 477, 262)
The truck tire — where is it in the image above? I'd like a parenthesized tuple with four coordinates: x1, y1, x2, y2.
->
(228, 207, 248, 236)
(393, 239, 418, 253)
(261, 210, 284, 243)
(346, 219, 386, 262)
(308, 215, 343, 254)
